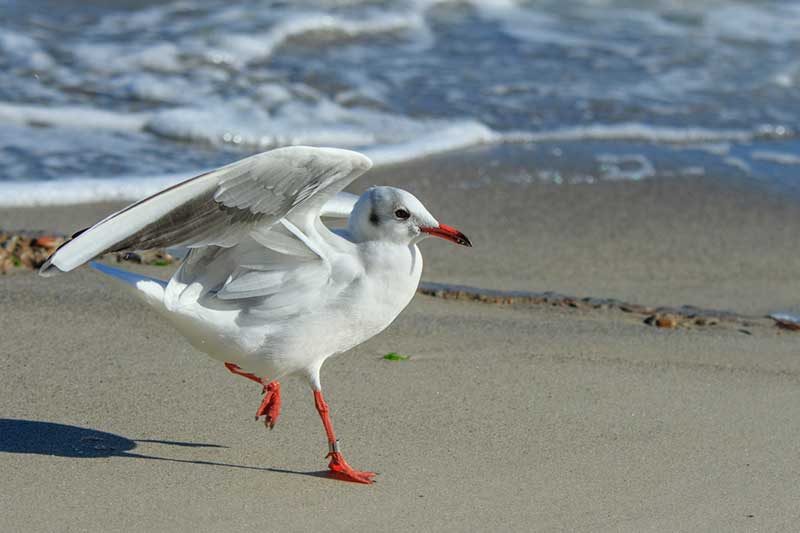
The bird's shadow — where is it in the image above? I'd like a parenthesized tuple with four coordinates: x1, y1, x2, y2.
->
(0, 418, 333, 481)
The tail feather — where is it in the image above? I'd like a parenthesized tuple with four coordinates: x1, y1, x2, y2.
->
(89, 261, 167, 308)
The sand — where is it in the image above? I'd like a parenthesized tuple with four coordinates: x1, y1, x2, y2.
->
(2, 150, 800, 531)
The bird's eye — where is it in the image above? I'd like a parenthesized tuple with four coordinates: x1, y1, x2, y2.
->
(394, 208, 410, 220)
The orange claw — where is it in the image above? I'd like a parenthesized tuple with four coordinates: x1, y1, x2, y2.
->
(224, 363, 281, 429)
(255, 381, 281, 429)
(327, 451, 376, 484)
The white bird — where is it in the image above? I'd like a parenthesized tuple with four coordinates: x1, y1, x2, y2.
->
(40, 146, 471, 484)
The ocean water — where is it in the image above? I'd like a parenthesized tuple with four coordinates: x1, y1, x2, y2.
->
(2, 0, 800, 205)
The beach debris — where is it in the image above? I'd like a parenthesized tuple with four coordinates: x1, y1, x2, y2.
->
(0, 230, 65, 274)
(769, 313, 800, 332)
(773, 319, 800, 332)
(418, 281, 777, 334)
(382, 352, 410, 361)
(693, 316, 719, 327)
(3, 232, 786, 338)
(644, 314, 679, 328)
(0, 230, 179, 274)
(643, 312, 723, 329)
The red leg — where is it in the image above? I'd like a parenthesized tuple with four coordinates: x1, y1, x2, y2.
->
(313, 390, 375, 484)
(225, 362, 281, 429)
(224, 362, 262, 384)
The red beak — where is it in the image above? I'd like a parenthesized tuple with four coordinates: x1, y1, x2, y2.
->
(420, 224, 472, 247)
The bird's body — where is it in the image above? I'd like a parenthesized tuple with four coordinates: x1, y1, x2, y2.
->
(41, 146, 470, 483)
(137, 232, 422, 387)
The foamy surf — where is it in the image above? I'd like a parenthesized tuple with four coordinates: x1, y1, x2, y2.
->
(0, 175, 190, 207)
(0, 103, 149, 132)
(0, 116, 498, 207)
(3, 0, 800, 204)
(1, 113, 798, 207)
(2, 114, 786, 208)
(0, 100, 762, 150)
(502, 124, 755, 144)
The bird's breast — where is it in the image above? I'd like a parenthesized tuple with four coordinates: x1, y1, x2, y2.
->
(347, 243, 423, 334)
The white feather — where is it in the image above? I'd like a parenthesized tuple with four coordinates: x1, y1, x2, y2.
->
(40, 146, 371, 276)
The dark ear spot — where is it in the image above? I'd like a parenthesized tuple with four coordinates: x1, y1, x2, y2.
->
(369, 210, 379, 225)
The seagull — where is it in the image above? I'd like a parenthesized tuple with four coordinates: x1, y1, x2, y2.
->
(40, 146, 471, 484)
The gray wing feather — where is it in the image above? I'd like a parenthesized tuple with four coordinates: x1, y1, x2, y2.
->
(40, 146, 371, 275)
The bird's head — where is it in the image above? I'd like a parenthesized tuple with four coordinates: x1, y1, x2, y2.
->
(348, 186, 471, 247)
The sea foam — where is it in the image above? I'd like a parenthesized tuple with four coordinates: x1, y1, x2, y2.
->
(3, 0, 800, 206)
(0, 102, 780, 208)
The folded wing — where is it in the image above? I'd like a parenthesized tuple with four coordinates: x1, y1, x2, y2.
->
(166, 217, 361, 321)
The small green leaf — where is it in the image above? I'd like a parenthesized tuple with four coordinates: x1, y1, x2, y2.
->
(383, 352, 409, 361)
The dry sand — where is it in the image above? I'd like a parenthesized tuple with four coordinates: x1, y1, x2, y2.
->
(2, 150, 800, 531)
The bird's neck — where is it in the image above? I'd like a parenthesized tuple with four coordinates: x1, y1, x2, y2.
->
(358, 240, 422, 280)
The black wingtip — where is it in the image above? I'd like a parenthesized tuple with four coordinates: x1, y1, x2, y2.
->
(38, 258, 60, 277)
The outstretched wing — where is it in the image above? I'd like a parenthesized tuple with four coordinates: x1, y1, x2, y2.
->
(40, 146, 371, 276)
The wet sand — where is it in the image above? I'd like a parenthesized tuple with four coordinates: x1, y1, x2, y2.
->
(2, 150, 800, 531)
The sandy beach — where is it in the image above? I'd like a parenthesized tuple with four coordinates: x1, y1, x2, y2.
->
(6, 0, 800, 529)
(2, 151, 800, 531)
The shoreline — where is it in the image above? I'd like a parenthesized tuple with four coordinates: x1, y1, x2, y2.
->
(2, 246, 797, 334)
(3, 146, 799, 316)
